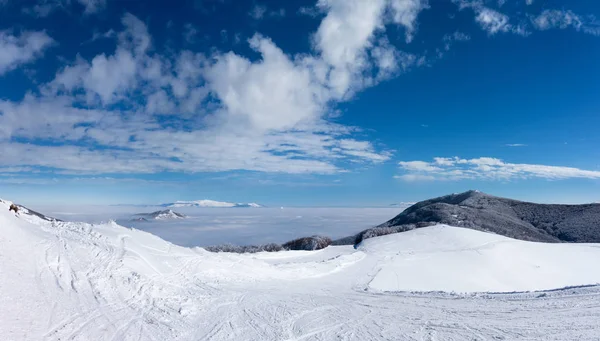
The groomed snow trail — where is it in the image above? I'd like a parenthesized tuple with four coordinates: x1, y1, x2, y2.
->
(1, 199, 600, 341)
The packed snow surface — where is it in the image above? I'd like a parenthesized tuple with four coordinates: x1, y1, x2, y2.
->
(2, 199, 600, 340)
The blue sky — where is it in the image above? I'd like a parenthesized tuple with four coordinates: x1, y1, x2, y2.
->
(1, 0, 599, 206)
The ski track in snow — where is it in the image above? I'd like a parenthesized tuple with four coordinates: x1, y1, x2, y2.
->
(1, 200, 600, 341)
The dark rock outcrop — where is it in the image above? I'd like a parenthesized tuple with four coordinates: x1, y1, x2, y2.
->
(204, 243, 284, 253)
(282, 236, 332, 251)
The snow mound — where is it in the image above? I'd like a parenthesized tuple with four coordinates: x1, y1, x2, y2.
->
(359, 225, 600, 293)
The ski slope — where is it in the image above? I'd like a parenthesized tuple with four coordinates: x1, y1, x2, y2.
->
(2, 198, 600, 340)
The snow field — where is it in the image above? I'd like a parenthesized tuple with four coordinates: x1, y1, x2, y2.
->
(2, 198, 600, 340)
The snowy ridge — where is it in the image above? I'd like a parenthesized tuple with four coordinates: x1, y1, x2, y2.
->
(163, 200, 263, 208)
(2, 198, 600, 340)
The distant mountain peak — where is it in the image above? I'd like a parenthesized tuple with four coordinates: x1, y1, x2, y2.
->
(134, 209, 186, 221)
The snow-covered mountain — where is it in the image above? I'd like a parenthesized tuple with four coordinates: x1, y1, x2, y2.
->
(162, 199, 264, 208)
(133, 209, 185, 221)
(2, 197, 600, 340)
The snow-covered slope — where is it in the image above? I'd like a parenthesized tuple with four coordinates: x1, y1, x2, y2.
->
(2, 198, 600, 340)
(163, 200, 263, 208)
(359, 226, 600, 293)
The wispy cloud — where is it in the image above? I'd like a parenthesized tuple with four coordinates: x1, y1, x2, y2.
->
(505, 143, 527, 147)
(0, 30, 54, 75)
(531, 10, 600, 36)
(249, 4, 286, 20)
(396, 157, 600, 181)
(22, 0, 106, 17)
(452, 1, 530, 36)
(453, 1, 598, 37)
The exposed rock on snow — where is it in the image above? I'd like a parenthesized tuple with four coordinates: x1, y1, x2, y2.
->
(204, 243, 284, 253)
(133, 209, 185, 221)
(282, 235, 332, 251)
(0, 199, 62, 222)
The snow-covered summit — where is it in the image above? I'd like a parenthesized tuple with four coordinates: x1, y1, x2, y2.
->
(162, 199, 263, 208)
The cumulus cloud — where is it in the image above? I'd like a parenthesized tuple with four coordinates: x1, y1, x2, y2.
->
(0, 7, 402, 175)
(0, 30, 54, 75)
(4, 1, 598, 179)
(204, 35, 325, 131)
(396, 157, 600, 181)
(475, 7, 511, 34)
(313, 0, 422, 98)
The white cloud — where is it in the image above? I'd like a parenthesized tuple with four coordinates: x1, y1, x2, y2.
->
(533, 10, 582, 31)
(249, 4, 267, 19)
(531, 10, 600, 36)
(506, 143, 527, 147)
(454, 1, 599, 37)
(388, 0, 429, 42)
(22, 4, 57, 17)
(22, 0, 106, 17)
(204, 34, 325, 131)
(452, 1, 530, 36)
(0, 30, 54, 75)
(249, 4, 285, 20)
(394, 174, 436, 181)
(14, 0, 600, 179)
(398, 161, 442, 172)
(475, 7, 511, 34)
(183, 24, 198, 44)
(396, 157, 600, 181)
(0, 7, 399, 176)
(298, 6, 321, 17)
(77, 0, 105, 14)
(442, 31, 471, 52)
(313, 0, 420, 98)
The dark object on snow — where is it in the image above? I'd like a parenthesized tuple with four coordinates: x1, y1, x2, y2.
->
(9, 204, 18, 213)
(378, 190, 600, 243)
(282, 235, 332, 251)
